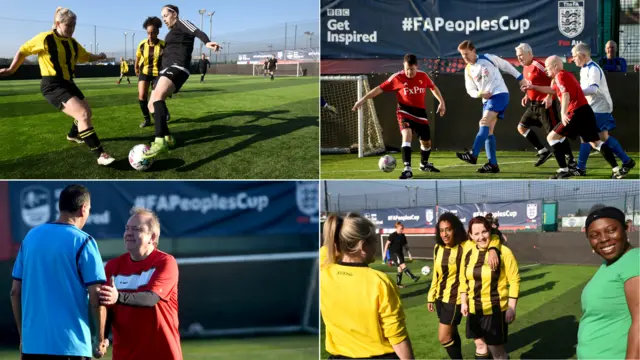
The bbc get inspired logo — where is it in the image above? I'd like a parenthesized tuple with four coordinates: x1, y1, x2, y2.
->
(325, 8, 377, 46)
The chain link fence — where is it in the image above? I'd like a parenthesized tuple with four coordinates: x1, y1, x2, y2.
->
(619, 0, 640, 67)
(323, 181, 640, 217)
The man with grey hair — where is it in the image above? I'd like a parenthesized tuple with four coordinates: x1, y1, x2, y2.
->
(523, 56, 619, 178)
(599, 40, 627, 72)
(99, 208, 182, 359)
(515, 43, 575, 168)
(572, 43, 634, 178)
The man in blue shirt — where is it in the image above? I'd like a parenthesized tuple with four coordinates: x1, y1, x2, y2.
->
(10, 184, 109, 359)
(599, 40, 627, 72)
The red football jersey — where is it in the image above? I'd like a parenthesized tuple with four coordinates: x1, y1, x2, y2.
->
(552, 70, 588, 119)
(105, 249, 181, 360)
(380, 70, 434, 123)
(523, 60, 552, 102)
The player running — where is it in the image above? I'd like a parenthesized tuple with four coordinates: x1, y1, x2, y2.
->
(515, 43, 576, 168)
(117, 57, 131, 84)
(524, 56, 620, 179)
(353, 54, 446, 179)
(456, 40, 527, 173)
(382, 222, 419, 288)
(267, 54, 277, 81)
(143, 4, 221, 159)
(135, 16, 166, 128)
(198, 53, 210, 83)
(0, 7, 115, 166)
(570, 43, 635, 178)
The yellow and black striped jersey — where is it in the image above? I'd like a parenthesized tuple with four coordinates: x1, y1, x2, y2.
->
(428, 237, 502, 305)
(120, 61, 129, 73)
(460, 242, 520, 315)
(19, 30, 90, 81)
(321, 262, 408, 358)
(136, 39, 165, 76)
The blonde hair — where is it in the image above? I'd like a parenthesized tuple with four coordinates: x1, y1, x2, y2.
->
(130, 207, 161, 246)
(52, 7, 76, 30)
(322, 213, 377, 266)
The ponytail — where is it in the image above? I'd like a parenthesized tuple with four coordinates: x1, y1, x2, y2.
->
(52, 7, 77, 30)
(323, 215, 342, 266)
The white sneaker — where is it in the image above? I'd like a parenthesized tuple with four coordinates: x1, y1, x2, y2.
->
(97, 153, 115, 166)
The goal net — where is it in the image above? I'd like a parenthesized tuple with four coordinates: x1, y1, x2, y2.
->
(321, 75, 385, 157)
(253, 63, 303, 77)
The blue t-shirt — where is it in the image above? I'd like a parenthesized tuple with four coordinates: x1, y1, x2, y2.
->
(599, 57, 627, 72)
(12, 223, 106, 357)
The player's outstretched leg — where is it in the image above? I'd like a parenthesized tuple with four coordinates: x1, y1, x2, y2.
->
(126, 76, 130, 84)
(457, 124, 487, 165)
(144, 78, 176, 159)
(399, 128, 414, 179)
(519, 125, 553, 167)
(601, 135, 634, 178)
(62, 98, 115, 166)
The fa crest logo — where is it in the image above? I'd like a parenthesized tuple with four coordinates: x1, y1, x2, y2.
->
(426, 209, 434, 223)
(527, 203, 538, 220)
(20, 186, 51, 227)
(558, 1, 585, 38)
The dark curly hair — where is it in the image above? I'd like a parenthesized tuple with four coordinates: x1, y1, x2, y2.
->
(143, 16, 162, 30)
(435, 212, 467, 246)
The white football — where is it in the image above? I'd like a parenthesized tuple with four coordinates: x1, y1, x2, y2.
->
(378, 155, 397, 172)
(128, 144, 153, 171)
(421, 266, 431, 276)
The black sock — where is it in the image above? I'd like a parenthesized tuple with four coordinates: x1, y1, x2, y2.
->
(420, 148, 431, 164)
(475, 352, 491, 359)
(599, 143, 618, 168)
(68, 119, 79, 137)
(403, 267, 417, 280)
(78, 127, 103, 156)
(402, 146, 412, 167)
(444, 332, 463, 359)
(396, 272, 403, 285)
(139, 99, 150, 120)
(153, 101, 169, 137)
(201, 74, 205, 82)
(525, 130, 545, 151)
(551, 141, 568, 168)
(565, 139, 575, 162)
(117, 76, 123, 83)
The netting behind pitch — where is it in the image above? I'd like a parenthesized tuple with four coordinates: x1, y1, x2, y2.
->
(321, 77, 385, 156)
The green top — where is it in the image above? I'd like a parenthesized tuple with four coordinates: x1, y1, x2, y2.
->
(577, 247, 640, 359)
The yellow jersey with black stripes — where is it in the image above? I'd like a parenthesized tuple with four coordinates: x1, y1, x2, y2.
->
(19, 30, 90, 81)
(428, 237, 502, 305)
(321, 262, 408, 358)
(120, 61, 129, 74)
(460, 242, 520, 315)
(136, 39, 165, 76)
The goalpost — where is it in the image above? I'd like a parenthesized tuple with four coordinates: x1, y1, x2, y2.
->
(380, 233, 436, 264)
(252, 63, 303, 77)
(321, 75, 385, 158)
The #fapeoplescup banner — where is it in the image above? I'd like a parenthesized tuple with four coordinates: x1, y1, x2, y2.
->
(9, 181, 319, 243)
(364, 200, 541, 233)
(321, 0, 597, 59)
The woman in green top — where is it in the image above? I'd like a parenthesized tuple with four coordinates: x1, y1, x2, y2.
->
(578, 207, 639, 359)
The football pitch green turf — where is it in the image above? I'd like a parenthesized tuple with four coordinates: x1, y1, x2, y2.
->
(321, 259, 598, 359)
(322, 151, 640, 179)
(0, 76, 319, 179)
(0, 334, 318, 359)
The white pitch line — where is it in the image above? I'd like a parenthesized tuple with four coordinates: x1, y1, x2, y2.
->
(323, 161, 536, 174)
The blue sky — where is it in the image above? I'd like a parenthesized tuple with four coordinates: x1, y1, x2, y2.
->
(0, 0, 319, 57)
